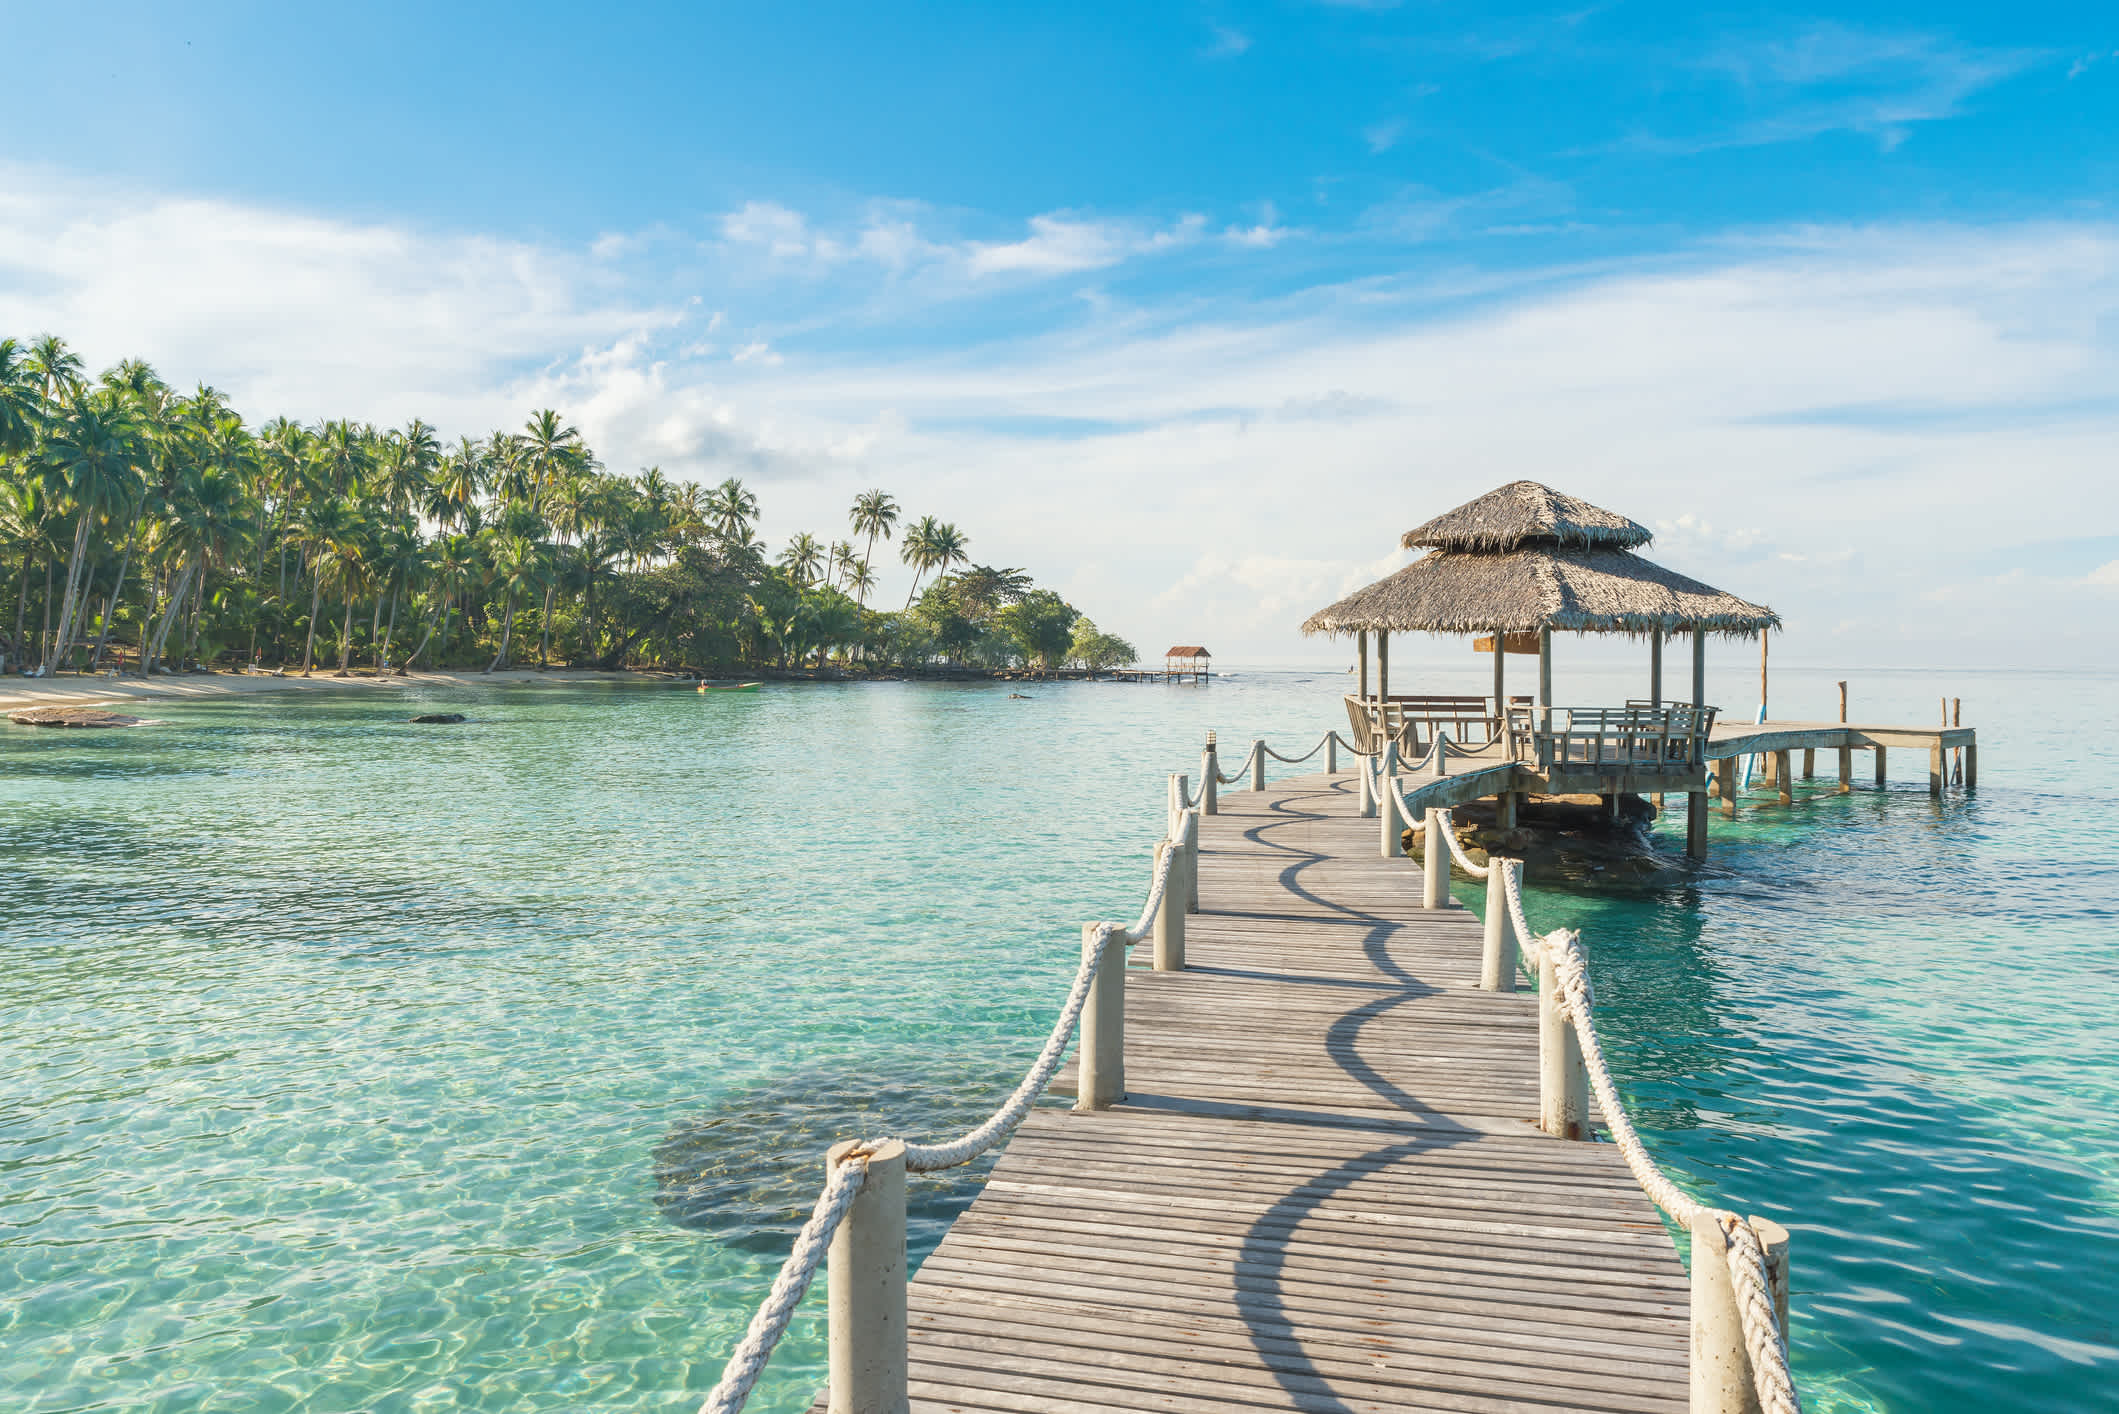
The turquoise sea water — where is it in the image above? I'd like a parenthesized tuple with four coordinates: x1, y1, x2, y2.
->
(2, 667, 2113, 1412)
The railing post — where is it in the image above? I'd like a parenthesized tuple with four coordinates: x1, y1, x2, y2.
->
(1250, 738, 1266, 791)
(1480, 860, 1519, 990)
(826, 1138, 908, 1414)
(1169, 773, 1187, 841)
(1182, 807, 1199, 915)
(1687, 1210, 1780, 1414)
(1202, 733, 1219, 816)
(1075, 924, 1125, 1110)
(1358, 748, 1377, 818)
(1379, 743, 1402, 857)
(1326, 732, 1339, 774)
(1538, 948, 1589, 1140)
(1423, 808, 1449, 909)
(1152, 839, 1186, 971)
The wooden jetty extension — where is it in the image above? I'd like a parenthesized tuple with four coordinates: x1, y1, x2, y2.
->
(705, 731, 1805, 1414)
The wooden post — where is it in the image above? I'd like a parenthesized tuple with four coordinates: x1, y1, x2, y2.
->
(1326, 733, 1339, 774)
(1182, 809, 1199, 914)
(1480, 860, 1518, 991)
(1357, 629, 1369, 703)
(1250, 738, 1265, 791)
(1874, 745, 1886, 788)
(1651, 628, 1663, 709)
(1538, 627, 1553, 735)
(1965, 741, 1978, 790)
(1952, 698, 1963, 785)
(826, 1137, 909, 1414)
(1929, 744, 1944, 797)
(1378, 630, 1390, 702)
(1751, 1215, 1792, 1339)
(1801, 747, 1814, 780)
(1202, 734, 1219, 816)
(1498, 790, 1517, 829)
(1537, 948, 1589, 1140)
(1168, 773, 1186, 842)
(1423, 809, 1448, 909)
(1717, 760, 1737, 815)
(1761, 751, 1778, 788)
(1687, 791, 1708, 859)
(1380, 744, 1403, 858)
(1838, 682, 1851, 794)
(1492, 624, 1505, 743)
(1075, 924, 1125, 1110)
(1152, 840, 1185, 971)
(1775, 750, 1792, 805)
(1688, 1211, 1760, 1414)
(1760, 631, 1769, 717)
(1358, 746, 1377, 818)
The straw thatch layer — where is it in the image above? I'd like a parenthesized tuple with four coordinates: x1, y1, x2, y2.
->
(1402, 480, 1653, 552)
(1301, 546, 1780, 639)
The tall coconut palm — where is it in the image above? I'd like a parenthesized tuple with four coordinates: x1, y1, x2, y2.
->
(705, 477, 759, 545)
(0, 338, 39, 460)
(24, 336, 85, 406)
(779, 532, 824, 586)
(293, 498, 358, 675)
(35, 395, 144, 675)
(848, 489, 898, 606)
(519, 409, 581, 513)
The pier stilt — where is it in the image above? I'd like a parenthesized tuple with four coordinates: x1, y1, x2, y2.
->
(1498, 790, 1517, 830)
(1802, 747, 1814, 780)
(826, 1137, 909, 1414)
(1775, 751, 1793, 806)
(1075, 923, 1125, 1110)
(1716, 762, 1737, 815)
(1687, 792, 1708, 859)
(1965, 743, 1978, 789)
(1929, 745, 1944, 797)
(1874, 745, 1886, 788)
(1538, 948, 1589, 1140)
(1480, 861, 1518, 990)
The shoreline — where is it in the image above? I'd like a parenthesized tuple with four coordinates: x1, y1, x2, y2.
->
(0, 667, 677, 712)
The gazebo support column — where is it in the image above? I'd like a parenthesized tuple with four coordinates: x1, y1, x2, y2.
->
(1492, 624, 1506, 746)
(1378, 631, 1389, 704)
(1537, 628, 1553, 735)
(1357, 630, 1369, 702)
(1688, 626, 1710, 858)
(1649, 630, 1665, 811)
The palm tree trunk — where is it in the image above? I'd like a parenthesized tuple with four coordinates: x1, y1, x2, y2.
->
(405, 591, 445, 668)
(380, 585, 400, 671)
(299, 573, 323, 675)
(538, 582, 554, 667)
(487, 587, 515, 672)
(336, 597, 355, 673)
(368, 591, 385, 669)
(40, 508, 96, 677)
(145, 560, 196, 674)
(37, 551, 52, 669)
(11, 549, 28, 672)
(90, 516, 139, 671)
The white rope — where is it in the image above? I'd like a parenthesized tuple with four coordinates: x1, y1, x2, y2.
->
(1426, 808, 1491, 879)
(697, 1155, 868, 1414)
(1540, 926, 1801, 1414)
(1263, 732, 1336, 764)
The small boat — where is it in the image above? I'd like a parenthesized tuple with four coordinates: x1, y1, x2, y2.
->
(697, 681, 763, 693)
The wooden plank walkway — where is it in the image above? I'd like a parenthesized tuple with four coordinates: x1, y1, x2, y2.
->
(815, 770, 1688, 1413)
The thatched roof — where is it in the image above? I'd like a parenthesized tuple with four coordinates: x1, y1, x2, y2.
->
(1402, 481, 1652, 553)
(1164, 645, 1211, 658)
(1301, 545, 1780, 639)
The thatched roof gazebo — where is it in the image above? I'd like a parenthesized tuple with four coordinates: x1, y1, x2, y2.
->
(1303, 480, 1778, 775)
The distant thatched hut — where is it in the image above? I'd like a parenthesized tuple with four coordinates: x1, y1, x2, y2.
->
(1164, 646, 1210, 682)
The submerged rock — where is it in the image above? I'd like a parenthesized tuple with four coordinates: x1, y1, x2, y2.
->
(8, 706, 141, 729)
(408, 712, 466, 724)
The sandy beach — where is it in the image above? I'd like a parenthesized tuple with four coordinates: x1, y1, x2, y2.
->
(0, 667, 679, 713)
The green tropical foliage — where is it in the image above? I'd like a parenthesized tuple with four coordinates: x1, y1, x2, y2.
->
(0, 335, 1136, 677)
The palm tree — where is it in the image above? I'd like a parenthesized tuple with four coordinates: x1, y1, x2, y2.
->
(705, 477, 759, 545)
(25, 336, 85, 406)
(849, 489, 899, 606)
(0, 339, 39, 460)
(779, 532, 825, 586)
(35, 394, 144, 675)
(519, 409, 581, 512)
(293, 498, 357, 674)
(900, 516, 939, 609)
(841, 557, 877, 605)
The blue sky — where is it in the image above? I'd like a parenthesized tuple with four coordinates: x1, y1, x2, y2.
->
(4, 2, 2117, 664)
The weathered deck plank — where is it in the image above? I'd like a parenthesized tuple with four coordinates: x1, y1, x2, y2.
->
(810, 770, 1687, 1413)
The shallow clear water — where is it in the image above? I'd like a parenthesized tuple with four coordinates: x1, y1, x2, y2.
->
(2, 666, 2113, 1413)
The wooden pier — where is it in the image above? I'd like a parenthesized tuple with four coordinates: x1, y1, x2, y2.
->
(806, 771, 1690, 1413)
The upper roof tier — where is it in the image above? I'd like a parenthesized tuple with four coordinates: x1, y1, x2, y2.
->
(1401, 480, 1653, 553)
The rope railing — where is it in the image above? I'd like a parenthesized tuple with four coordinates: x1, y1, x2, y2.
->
(704, 732, 1798, 1414)
(698, 802, 1191, 1413)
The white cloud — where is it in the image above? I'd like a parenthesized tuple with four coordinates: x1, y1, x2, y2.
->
(2087, 561, 2119, 586)
(3, 162, 2117, 666)
(1364, 118, 1406, 154)
(1204, 25, 1251, 58)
